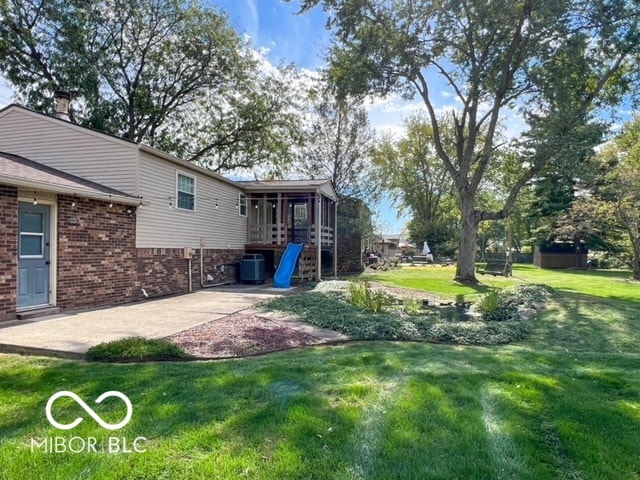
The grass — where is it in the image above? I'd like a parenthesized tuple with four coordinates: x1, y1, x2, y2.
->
(1, 265, 639, 479)
(365, 263, 639, 302)
(86, 337, 189, 362)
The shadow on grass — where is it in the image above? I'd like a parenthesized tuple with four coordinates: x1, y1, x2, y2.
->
(2, 335, 640, 479)
(527, 292, 640, 353)
(0, 343, 518, 479)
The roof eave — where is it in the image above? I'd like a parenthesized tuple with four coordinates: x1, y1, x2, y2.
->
(0, 175, 146, 206)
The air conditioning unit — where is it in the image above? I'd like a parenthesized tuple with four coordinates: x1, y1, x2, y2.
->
(240, 254, 266, 283)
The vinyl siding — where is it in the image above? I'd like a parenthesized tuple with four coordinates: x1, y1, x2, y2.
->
(136, 152, 247, 248)
(319, 182, 338, 201)
(0, 108, 138, 194)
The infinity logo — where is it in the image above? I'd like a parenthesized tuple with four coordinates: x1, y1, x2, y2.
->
(45, 391, 133, 431)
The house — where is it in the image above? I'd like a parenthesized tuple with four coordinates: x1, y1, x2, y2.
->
(372, 234, 401, 258)
(0, 100, 337, 320)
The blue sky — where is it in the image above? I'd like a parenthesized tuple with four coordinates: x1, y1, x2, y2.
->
(213, 1, 330, 70)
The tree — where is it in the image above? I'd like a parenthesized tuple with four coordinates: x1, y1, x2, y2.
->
(156, 61, 305, 174)
(598, 117, 640, 279)
(372, 115, 457, 254)
(298, 76, 375, 197)
(0, 0, 300, 172)
(291, 0, 640, 282)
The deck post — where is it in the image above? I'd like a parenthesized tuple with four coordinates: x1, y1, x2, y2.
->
(333, 198, 338, 277)
(316, 190, 322, 281)
(277, 193, 282, 245)
(262, 193, 267, 244)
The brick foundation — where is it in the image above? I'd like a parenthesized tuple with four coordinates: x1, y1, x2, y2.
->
(137, 248, 243, 298)
(0, 186, 18, 320)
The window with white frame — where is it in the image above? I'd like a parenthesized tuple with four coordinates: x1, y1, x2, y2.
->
(176, 172, 195, 211)
(238, 193, 247, 216)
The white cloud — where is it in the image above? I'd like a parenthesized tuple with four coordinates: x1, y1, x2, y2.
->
(243, 0, 259, 43)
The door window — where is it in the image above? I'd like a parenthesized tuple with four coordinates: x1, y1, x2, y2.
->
(19, 211, 44, 258)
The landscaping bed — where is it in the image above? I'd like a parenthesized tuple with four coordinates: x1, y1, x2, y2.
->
(262, 280, 551, 346)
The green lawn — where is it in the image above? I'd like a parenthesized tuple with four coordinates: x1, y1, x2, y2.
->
(1, 265, 639, 479)
(365, 263, 640, 302)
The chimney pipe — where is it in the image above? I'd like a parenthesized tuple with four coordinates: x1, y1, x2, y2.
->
(54, 90, 71, 121)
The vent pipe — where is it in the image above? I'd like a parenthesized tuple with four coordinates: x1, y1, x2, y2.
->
(54, 90, 71, 121)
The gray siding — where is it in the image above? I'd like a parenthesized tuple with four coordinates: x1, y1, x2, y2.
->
(0, 108, 138, 194)
(319, 182, 338, 201)
(136, 152, 247, 248)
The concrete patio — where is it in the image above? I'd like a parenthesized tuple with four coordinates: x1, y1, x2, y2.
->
(0, 285, 293, 358)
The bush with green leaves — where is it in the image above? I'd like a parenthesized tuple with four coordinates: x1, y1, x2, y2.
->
(474, 284, 553, 322)
(347, 280, 392, 313)
(87, 337, 189, 362)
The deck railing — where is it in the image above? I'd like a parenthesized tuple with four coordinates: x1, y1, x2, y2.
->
(248, 224, 334, 246)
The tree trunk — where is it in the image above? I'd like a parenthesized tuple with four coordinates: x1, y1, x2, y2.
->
(632, 239, 640, 281)
(455, 196, 479, 283)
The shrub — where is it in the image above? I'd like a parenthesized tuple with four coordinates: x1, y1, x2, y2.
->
(474, 284, 553, 322)
(401, 297, 422, 315)
(347, 280, 391, 313)
(475, 289, 503, 316)
(87, 337, 189, 362)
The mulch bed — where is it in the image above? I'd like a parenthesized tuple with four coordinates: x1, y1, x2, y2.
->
(165, 312, 321, 359)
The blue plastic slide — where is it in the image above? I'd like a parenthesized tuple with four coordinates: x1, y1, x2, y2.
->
(274, 243, 304, 288)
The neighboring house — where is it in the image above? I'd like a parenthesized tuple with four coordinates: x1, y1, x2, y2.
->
(372, 234, 401, 258)
(0, 102, 337, 320)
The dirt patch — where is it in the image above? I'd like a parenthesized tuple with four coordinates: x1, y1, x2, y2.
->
(165, 312, 321, 359)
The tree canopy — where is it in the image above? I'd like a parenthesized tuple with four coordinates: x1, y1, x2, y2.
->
(298, 76, 375, 197)
(596, 117, 640, 279)
(291, 0, 640, 282)
(373, 115, 458, 254)
(0, 0, 301, 172)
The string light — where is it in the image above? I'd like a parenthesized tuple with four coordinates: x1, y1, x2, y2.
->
(108, 195, 113, 208)
(33, 192, 38, 205)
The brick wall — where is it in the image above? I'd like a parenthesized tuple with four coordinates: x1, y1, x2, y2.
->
(137, 248, 243, 298)
(338, 234, 364, 273)
(1, 192, 246, 319)
(0, 186, 18, 320)
(56, 195, 139, 310)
